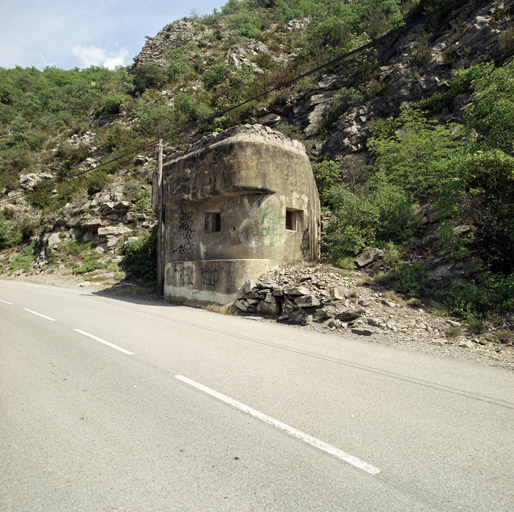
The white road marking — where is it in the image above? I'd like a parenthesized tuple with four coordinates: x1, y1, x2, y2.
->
(23, 308, 55, 322)
(73, 328, 133, 355)
(0, 299, 12, 305)
(175, 374, 381, 476)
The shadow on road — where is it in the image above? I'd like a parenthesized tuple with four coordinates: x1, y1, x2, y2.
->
(92, 280, 175, 308)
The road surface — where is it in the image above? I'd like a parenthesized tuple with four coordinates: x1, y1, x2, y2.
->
(1, 279, 513, 511)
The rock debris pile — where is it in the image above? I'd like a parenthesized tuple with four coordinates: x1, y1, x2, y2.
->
(234, 262, 514, 370)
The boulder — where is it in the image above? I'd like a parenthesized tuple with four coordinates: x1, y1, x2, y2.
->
(335, 310, 363, 323)
(329, 286, 347, 301)
(355, 248, 383, 268)
(256, 300, 281, 316)
(294, 295, 321, 308)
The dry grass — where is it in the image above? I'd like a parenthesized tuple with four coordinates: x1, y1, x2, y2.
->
(384, 290, 405, 305)
(205, 303, 233, 315)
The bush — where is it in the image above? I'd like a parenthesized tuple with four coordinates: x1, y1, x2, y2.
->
(121, 225, 157, 284)
(123, 181, 153, 214)
(131, 91, 172, 137)
(202, 64, 231, 90)
(84, 169, 111, 196)
(322, 87, 361, 132)
(228, 10, 264, 39)
(173, 92, 212, 122)
(466, 60, 514, 156)
(434, 272, 514, 331)
(322, 185, 379, 258)
(166, 49, 193, 81)
(498, 26, 514, 59)
(56, 141, 89, 170)
(441, 149, 514, 273)
(312, 160, 343, 208)
(100, 93, 130, 116)
(27, 178, 55, 210)
(394, 263, 431, 296)
(0, 212, 21, 249)
(132, 63, 168, 95)
(322, 173, 417, 260)
(368, 108, 462, 200)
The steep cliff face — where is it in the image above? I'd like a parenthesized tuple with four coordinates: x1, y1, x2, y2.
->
(130, 0, 512, 165)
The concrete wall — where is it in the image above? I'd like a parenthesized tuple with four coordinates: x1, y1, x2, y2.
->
(158, 124, 320, 304)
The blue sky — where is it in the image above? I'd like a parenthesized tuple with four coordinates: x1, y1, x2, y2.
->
(0, 0, 228, 70)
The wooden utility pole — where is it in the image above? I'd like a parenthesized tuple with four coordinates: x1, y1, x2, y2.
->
(157, 136, 164, 297)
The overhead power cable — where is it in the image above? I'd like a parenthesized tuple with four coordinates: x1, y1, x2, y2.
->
(0, 0, 468, 207)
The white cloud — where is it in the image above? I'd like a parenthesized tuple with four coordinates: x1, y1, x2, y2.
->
(72, 45, 128, 69)
(103, 48, 129, 69)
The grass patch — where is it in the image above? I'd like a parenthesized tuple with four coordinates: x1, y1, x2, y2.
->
(72, 260, 105, 275)
(9, 244, 37, 273)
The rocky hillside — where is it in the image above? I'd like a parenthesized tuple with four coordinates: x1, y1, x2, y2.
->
(1, 0, 513, 353)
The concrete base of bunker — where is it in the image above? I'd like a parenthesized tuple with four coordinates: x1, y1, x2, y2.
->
(164, 258, 279, 305)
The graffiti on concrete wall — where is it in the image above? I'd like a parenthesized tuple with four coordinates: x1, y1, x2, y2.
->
(167, 262, 195, 287)
(166, 261, 222, 300)
(172, 211, 196, 256)
(201, 265, 220, 289)
(239, 196, 286, 249)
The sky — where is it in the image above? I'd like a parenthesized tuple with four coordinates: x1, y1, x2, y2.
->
(0, 0, 229, 70)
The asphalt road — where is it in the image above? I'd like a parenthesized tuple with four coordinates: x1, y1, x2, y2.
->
(1, 279, 513, 511)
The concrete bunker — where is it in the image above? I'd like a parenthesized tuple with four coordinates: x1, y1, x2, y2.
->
(155, 124, 321, 304)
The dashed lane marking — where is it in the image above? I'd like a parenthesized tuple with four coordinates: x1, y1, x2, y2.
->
(73, 328, 133, 355)
(175, 374, 381, 475)
(23, 308, 55, 322)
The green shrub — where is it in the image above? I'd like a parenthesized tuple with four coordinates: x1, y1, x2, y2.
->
(322, 87, 361, 132)
(121, 225, 157, 284)
(55, 180, 84, 206)
(132, 63, 168, 95)
(173, 92, 212, 121)
(84, 169, 111, 196)
(131, 91, 172, 137)
(498, 26, 514, 59)
(394, 263, 430, 296)
(411, 33, 432, 66)
(166, 49, 193, 81)
(221, 0, 243, 15)
(27, 178, 55, 209)
(368, 173, 419, 243)
(322, 174, 417, 261)
(100, 93, 130, 116)
(0, 212, 21, 249)
(102, 124, 143, 153)
(434, 272, 514, 331)
(201, 64, 254, 110)
(323, 185, 378, 257)
(228, 10, 264, 39)
(123, 181, 153, 214)
(441, 149, 514, 273)
(312, 160, 343, 208)
(466, 60, 514, 156)
(415, 63, 484, 114)
(56, 141, 89, 169)
(368, 108, 462, 200)
(59, 239, 88, 256)
(202, 64, 231, 90)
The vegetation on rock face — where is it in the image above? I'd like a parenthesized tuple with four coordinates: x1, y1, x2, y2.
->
(319, 59, 514, 325)
(1, 0, 513, 327)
